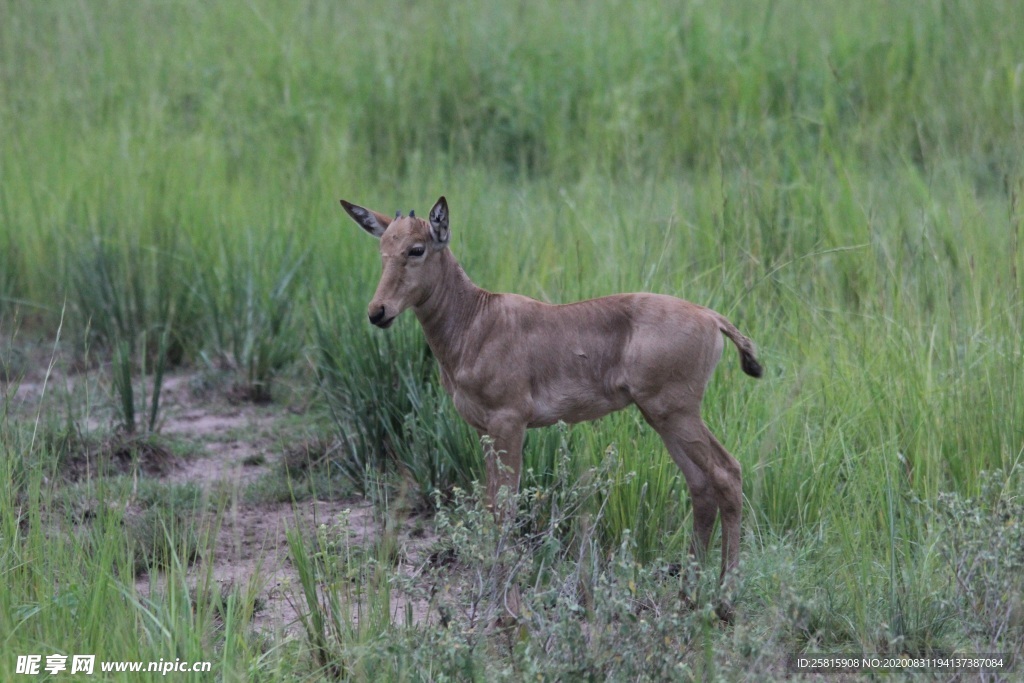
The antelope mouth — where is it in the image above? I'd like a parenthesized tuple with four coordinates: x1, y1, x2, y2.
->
(369, 305, 396, 328)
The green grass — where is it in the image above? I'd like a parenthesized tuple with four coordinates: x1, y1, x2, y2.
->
(2, 0, 1023, 679)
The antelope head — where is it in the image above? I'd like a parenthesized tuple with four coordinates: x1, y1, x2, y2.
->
(340, 196, 450, 328)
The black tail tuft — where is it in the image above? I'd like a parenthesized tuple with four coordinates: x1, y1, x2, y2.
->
(740, 350, 763, 378)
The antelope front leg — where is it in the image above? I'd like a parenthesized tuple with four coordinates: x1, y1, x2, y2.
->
(477, 422, 526, 624)
(478, 422, 526, 518)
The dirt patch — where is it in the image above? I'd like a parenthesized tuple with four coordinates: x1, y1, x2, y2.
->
(142, 372, 437, 632)
(152, 499, 364, 634)
(157, 374, 279, 487)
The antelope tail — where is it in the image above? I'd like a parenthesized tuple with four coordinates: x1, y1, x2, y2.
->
(714, 313, 763, 378)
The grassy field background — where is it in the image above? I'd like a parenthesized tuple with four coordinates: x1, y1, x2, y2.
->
(2, 0, 1023, 680)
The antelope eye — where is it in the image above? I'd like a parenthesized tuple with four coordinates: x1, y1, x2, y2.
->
(408, 245, 426, 257)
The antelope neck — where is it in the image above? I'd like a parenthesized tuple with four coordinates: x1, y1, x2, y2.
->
(413, 249, 489, 370)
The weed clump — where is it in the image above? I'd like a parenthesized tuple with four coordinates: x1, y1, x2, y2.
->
(288, 445, 738, 680)
(931, 471, 1024, 657)
(23, 421, 178, 484)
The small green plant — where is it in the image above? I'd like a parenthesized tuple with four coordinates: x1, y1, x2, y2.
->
(194, 232, 306, 403)
(245, 436, 357, 504)
(123, 505, 202, 575)
(109, 325, 170, 434)
(288, 506, 399, 679)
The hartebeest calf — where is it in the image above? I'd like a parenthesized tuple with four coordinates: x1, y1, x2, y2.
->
(341, 196, 762, 595)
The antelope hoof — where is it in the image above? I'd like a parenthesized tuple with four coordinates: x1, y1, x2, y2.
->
(715, 598, 735, 624)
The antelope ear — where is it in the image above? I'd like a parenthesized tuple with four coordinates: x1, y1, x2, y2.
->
(428, 196, 449, 245)
(340, 200, 392, 238)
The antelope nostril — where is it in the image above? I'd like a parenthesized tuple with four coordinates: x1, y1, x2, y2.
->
(369, 306, 387, 325)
